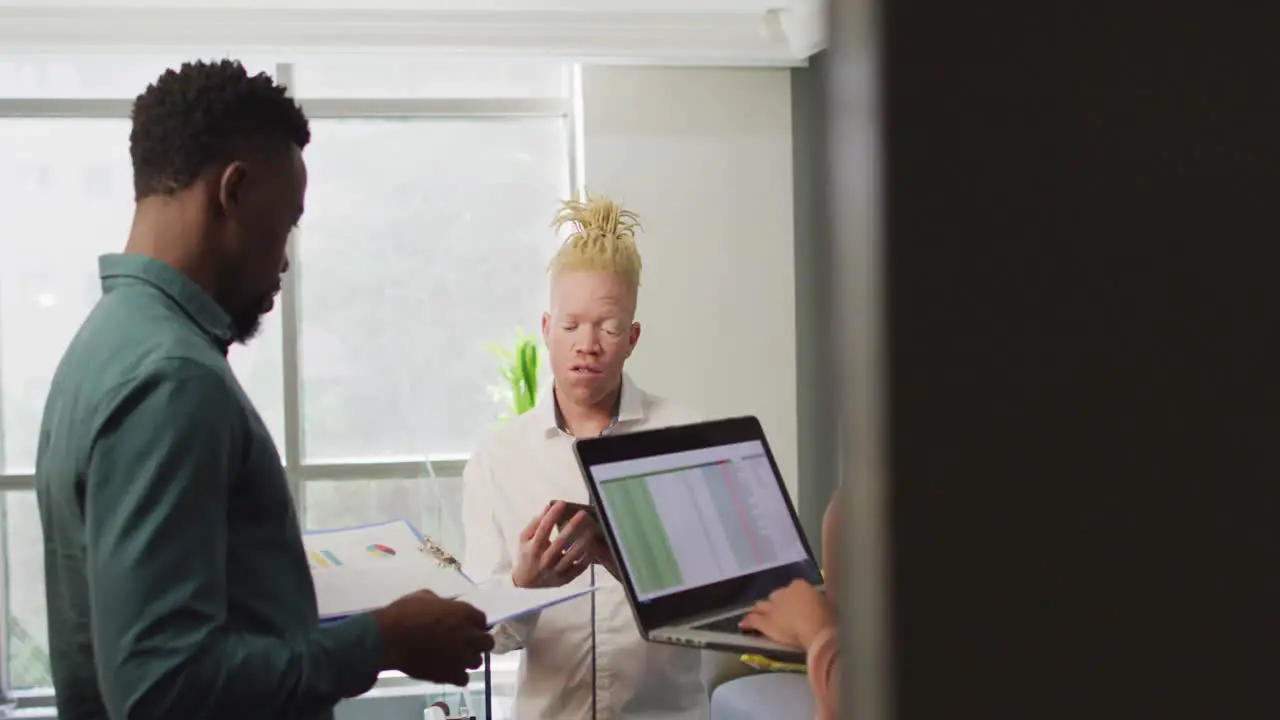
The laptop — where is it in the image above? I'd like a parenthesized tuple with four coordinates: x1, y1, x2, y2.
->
(572, 415, 824, 662)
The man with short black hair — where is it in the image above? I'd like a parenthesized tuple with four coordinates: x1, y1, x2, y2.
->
(36, 59, 493, 720)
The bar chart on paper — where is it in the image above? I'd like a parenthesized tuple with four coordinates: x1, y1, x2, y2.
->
(308, 549, 345, 569)
(598, 444, 808, 600)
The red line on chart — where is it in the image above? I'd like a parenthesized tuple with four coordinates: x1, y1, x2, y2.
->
(721, 461, 764, 565)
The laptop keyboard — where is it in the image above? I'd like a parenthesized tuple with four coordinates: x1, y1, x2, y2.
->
(693, 612, 760, 636)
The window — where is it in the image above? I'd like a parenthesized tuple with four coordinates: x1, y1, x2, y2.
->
(304, 477, 466, 554)
(1, 492, 46, 690)
(287, 54, 570, 99)
(298, 117, 564, 461)
(0, 54, 275, 99)
(0, 54, 570, 716)
(0, 116, 286, 468)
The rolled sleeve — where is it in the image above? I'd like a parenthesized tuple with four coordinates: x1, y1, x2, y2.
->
(461, 447, 540, 653)
(85, 359, 384, 719)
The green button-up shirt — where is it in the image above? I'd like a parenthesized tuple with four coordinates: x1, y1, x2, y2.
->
(36, 253, 383, 720)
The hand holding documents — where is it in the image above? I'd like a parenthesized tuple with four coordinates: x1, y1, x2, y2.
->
(304, 520, 595, 626)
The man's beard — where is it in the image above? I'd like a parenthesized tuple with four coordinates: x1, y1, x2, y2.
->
(229, 293, 273, 344)
(230, 308, 265, 344)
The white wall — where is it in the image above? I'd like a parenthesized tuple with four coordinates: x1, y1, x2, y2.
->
(579, 65, 800, 496)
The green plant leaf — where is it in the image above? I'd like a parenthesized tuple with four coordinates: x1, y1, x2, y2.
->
(490, 328, 542, 419)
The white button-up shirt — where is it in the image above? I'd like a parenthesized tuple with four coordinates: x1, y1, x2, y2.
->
(462, 374, 710, 720)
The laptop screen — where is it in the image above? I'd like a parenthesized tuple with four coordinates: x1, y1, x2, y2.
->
(590, 439, 812, 602)
(575, 416, 822, 630)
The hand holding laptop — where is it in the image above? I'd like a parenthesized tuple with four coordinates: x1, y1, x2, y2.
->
(512, 500, 596, 588)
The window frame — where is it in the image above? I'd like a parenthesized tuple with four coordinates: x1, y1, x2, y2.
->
(0, 58, 579, 715)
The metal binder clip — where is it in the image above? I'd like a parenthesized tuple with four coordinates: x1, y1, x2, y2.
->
(417, 535, 463, 572)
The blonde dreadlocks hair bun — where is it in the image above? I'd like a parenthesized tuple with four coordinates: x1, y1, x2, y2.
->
(549, 191, 643, 294)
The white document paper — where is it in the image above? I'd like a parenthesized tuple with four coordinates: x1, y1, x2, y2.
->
(303, 520, 594, 625)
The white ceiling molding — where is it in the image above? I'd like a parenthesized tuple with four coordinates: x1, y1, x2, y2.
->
(0, 4, 827, 67)
(772, 0, 826, 59)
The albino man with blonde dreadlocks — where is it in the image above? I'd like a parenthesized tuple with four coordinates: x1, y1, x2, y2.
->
(461, 193, 710, 719)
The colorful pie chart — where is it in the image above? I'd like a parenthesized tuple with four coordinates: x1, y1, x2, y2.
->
(366, 543, 397, 558)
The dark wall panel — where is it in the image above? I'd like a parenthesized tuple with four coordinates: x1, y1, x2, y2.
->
(829, 2, 1280, 718)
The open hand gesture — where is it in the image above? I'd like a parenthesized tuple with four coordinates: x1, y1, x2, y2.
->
(511, 501, 595, 588)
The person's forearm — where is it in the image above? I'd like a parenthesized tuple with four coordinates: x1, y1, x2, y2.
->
(820, 485, 842, 602)
(104, 614, 384, 719)
(806, 625, 841, 720)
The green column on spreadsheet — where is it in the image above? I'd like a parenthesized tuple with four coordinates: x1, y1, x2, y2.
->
(601, 476, 683, 594)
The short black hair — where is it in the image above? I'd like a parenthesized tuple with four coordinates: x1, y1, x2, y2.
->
(129, 59, 310, 200)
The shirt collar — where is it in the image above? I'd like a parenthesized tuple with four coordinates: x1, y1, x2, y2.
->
(98, 253, 235, 352)
(537, 372, 647, 438)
